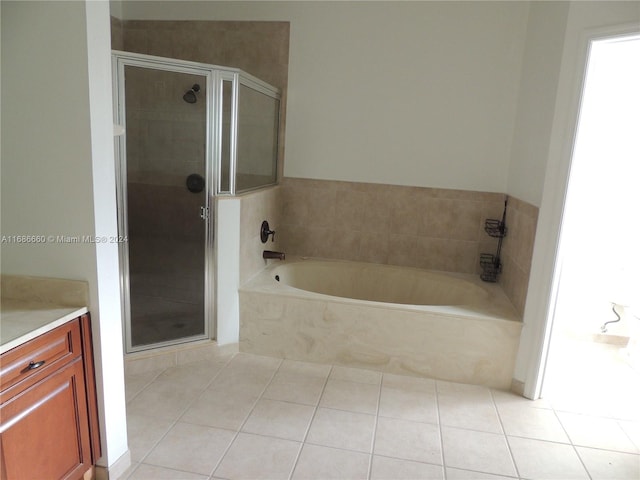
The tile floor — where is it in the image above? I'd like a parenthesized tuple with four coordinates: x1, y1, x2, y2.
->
(119, 353, 640, 480)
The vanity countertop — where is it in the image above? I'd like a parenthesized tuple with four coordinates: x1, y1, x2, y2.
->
(0, 275, 89, 355)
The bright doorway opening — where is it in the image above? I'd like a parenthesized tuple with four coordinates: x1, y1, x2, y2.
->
(542, 34, 640, 419)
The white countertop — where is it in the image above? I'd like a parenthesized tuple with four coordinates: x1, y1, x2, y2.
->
(0, 275, 90, 355)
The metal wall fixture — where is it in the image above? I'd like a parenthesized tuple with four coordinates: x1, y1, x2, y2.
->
(182, 83, 201, 103)
(480, 199, 508, 282)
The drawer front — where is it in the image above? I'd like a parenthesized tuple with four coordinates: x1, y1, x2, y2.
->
(0, 320, 82, 395)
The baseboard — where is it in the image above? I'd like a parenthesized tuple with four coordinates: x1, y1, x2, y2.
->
(96, 450, 131, 480)
(510, 378, 525, 396)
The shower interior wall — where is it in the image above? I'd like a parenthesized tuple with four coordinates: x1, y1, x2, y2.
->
(110, 16, 537, 318)
(110, 17, 289, 184)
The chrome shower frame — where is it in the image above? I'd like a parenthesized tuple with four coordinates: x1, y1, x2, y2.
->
(112, 51, 280, 353)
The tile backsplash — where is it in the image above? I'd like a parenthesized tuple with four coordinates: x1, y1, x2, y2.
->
(276, 177, 537, 316)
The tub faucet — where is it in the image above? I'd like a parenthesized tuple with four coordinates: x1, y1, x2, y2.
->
(263, 250, 285, 260)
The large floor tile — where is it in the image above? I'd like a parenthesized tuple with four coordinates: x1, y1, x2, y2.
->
(576, 446, 640, 480)
(441, 426, 516, 477)
(383, 373, 436, 393)
(378, 387, 438, 424)
(306, 407, 375, 453)
(619, 420, 640, 450)
(497, 404, 570, 443)
(371, 455, 444, 480)
(181, 387, 258, 430)
(144, 422, 235, 475)
(125, 370, 163, 403)
(279, 359, 332, 378)
(374, 417, 442, 465)
(491, 389, 552, 410)
(126, 380, 200, 421)
(330, 365, 382, 385)
(214, 433, 300, 480)
(320, 379, 380, 414)
(438, 396, 503, 434)
(557, 411, 640, 453)
(445, 467, 518, 479)
(126, 414, 174, 462)
(508, 436, 590, 479)
(263, 371, 327, 405)
(127, 464, 208, 480)
(436, 381, 493, 401)
(292, 444, 370, 480)
(241, 398, 315, 441)
(153, 358, 228, 391)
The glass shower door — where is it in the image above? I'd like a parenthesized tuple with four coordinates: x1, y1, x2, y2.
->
(120, 62, 210, 350)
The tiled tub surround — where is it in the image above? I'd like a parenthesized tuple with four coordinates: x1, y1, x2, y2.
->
(500, 196, 539, 315)
(239, 259, 522, 389)
(238, 185, 283, 284)
(278, 178, 538, 316)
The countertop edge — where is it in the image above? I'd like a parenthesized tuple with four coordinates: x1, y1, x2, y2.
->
(0, 306, 89, 355)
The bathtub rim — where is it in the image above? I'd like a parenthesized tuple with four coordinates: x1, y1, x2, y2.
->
(242, 257, 522, 324)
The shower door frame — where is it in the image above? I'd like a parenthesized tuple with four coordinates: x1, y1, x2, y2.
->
(112, 51, 217, 353)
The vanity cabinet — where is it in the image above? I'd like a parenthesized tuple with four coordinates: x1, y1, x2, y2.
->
(0, 314, 101, 480)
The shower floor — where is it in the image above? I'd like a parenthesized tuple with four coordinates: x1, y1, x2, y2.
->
(128, 234, 205, 348)
(130, 292, 203, 347)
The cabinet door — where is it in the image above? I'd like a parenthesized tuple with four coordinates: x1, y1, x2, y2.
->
(0, 358, 91, 480)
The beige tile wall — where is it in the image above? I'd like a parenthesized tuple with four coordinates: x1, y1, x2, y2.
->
(238, 186, 282, 284)
(111, 16, 123, 50)
(277, 178, 538, 316)
(113, 19, 290, 182)
(500, 196, 539, 316)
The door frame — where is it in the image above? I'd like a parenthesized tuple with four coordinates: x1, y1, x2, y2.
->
(111, 51, 216, 353)
(521, 23, 640, 399)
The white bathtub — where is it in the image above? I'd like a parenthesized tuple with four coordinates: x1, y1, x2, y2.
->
(239, 259, 522, 388)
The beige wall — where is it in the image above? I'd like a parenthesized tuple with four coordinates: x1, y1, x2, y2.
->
(507, 1, 569, 206)
(2, 0, 129, 471)
(117, 1, 529, 194)
(1, 1, 97, 279)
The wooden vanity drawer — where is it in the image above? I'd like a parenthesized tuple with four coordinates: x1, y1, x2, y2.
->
(0, 319, 82, 397)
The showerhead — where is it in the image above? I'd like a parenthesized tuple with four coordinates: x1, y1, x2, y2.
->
(183, 84, 201, 104)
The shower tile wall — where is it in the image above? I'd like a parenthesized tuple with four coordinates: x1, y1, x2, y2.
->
(112, 18, 290, 181)
(278, 178, 538, 316)
(111, 16, 123, 50)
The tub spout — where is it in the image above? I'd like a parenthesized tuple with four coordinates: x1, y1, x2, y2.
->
(263, 250, 285, 260)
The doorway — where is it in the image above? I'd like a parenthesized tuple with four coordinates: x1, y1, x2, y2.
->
(113, 54, 214, 352)
(541, 34, 640, 415)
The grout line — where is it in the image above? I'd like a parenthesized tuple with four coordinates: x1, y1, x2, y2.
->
(435, 381, 447, 480)
(127, 353, 237, 478)
(490, 388, 521, 479)
(551, 407, 593, 480)
(205, 355, 284, 478)
(366, 372, 384, 479)
(287, 363, 334, 480)
(616, 419, 640, 453)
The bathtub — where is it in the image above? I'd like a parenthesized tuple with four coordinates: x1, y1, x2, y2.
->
(239, 259, 522, 388)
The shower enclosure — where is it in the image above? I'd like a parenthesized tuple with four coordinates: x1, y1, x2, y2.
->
(112, 51, 280, 352)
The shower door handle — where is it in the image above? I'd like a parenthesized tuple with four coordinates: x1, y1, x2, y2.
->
(200, 206, 210, 220)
